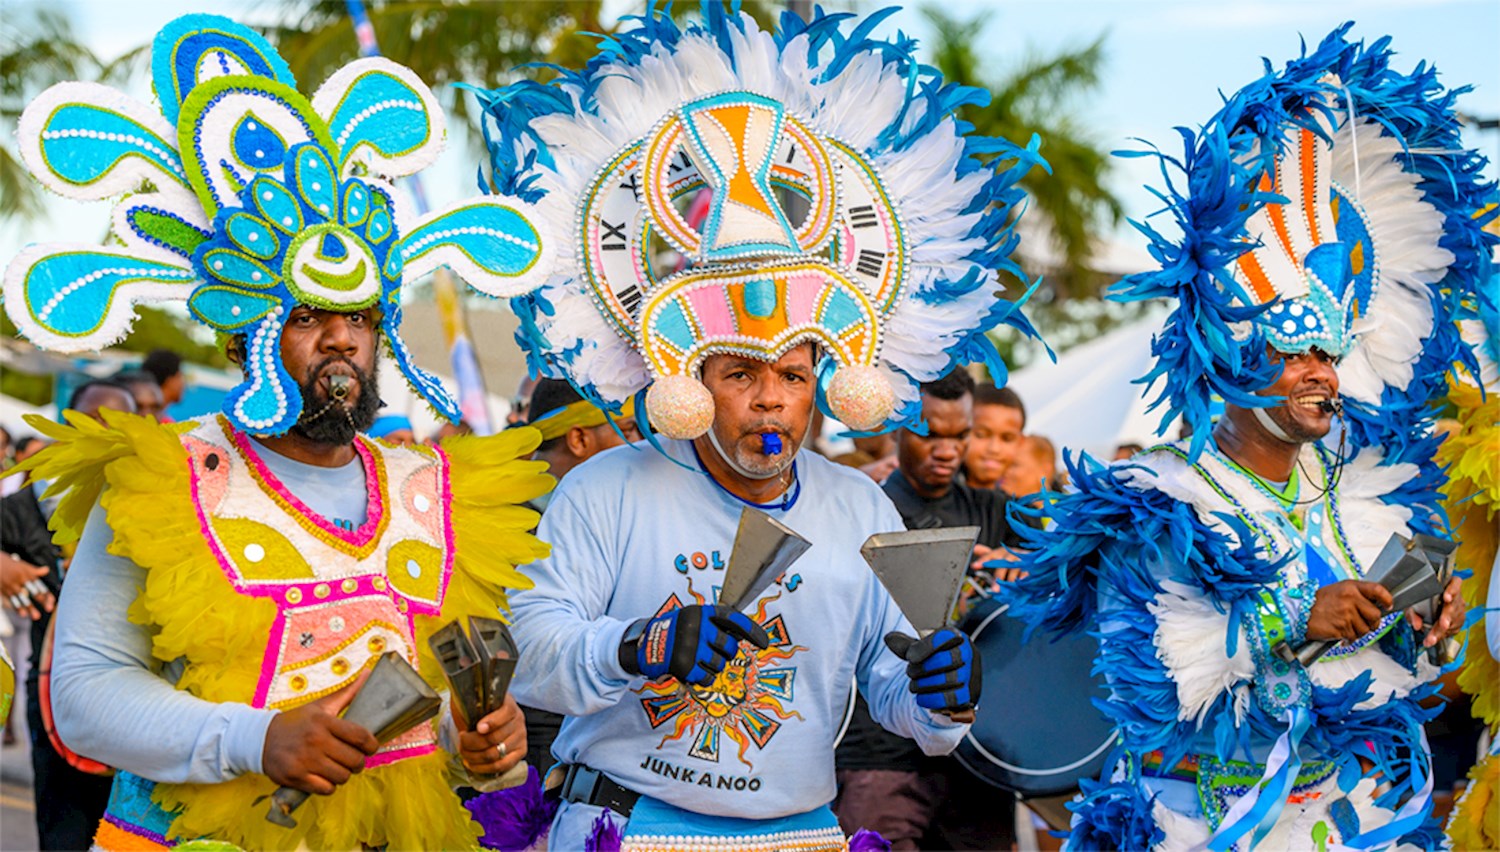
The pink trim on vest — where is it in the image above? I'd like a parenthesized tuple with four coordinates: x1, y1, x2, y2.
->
(230, 429, 386, 548)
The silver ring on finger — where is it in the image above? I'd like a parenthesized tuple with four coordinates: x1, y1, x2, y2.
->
(495, 742, 507, 760)
(24, 579, 47, 597)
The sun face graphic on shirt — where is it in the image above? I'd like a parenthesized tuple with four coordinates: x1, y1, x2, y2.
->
(635, 579, 806, 767)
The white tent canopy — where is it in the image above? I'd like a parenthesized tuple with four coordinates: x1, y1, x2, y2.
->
(1006, 309, 1180, 461)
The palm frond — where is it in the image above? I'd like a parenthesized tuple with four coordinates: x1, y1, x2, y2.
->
(1, 6, 100, 225)
(921, 5, 1121, 298)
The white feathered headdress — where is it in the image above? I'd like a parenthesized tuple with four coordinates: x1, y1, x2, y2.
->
(467, 4, 1044, 439)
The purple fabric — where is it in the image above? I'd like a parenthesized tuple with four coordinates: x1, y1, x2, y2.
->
(584, 809, 624, 852)
(464, 766, 557, 851)
(850, 828, 893, 851)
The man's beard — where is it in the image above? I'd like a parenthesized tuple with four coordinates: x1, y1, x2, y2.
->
(292, 357, 380, 445)
(1263, 401, 1330, 444)
(711, 418, 797, 479)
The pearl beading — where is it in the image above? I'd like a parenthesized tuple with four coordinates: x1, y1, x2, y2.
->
(640, 101, 845, 264)
(402, 224, 539, 256)
(125, 203, 211, 258)
(37, 263, 194, 323)
(42, 127, 186, 180)
(827, 140, 908, 314)
(232, 306, 289, 431)
(639, 258, 883, 380)
(335, 99, 426, 150)
(192, 86, 317, 212)
(622, 825, 846, 851)
(1328, 180, 1383, 300)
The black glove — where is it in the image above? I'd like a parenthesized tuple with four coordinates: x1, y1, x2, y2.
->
(885, 628, 981, 713)
(620, 604, 771, 685)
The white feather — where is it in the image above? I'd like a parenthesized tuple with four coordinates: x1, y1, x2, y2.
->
(1149, 580, 1255, 724)
(1332, 118, 1454, 402)
(1330, 446, 1416, 569)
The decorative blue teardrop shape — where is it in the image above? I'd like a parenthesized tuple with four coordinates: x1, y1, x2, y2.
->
(232, 113, 286, 170)
(188, 284, 278, 330)
(199, 247, 277, 289)
(226, 212, 279, 259)
(320, 231, 347, 260)
(366, 207, 393, 244)
(343, 182, 370, 227)
(250, 176, 303, 235)
(291, 143, 338, 221)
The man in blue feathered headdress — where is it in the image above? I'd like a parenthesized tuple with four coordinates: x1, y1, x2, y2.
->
(1001, 23, 1494, 852)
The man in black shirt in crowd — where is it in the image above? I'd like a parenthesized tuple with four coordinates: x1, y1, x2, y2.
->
(4, 379, 136, 850)
(833, 368, 1024, 850)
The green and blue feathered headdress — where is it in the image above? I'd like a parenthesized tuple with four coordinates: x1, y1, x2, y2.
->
(4, 14, 552, 435)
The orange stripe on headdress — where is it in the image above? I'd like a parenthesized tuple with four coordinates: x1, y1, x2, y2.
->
(1300, 128, 1324, 245)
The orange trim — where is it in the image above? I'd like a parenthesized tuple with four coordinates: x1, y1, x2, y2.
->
(1300, 128, 1323, 245)
(1236, 248, 1278, 304)
(1264, 168, 1296, 272)
(93, 821, 171, 851)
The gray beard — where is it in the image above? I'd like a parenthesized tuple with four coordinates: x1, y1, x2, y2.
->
(705, 427, 795, 480)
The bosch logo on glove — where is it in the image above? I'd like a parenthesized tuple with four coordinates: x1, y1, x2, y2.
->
(643, 619, 673, 668)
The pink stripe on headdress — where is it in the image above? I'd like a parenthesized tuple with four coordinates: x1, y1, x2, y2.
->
(785, 273, 825, 325)
(687, 285, 736, 337)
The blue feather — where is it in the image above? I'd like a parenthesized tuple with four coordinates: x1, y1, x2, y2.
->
(1112, 24, 1496, 460)
(1066, 773, 1166, 851)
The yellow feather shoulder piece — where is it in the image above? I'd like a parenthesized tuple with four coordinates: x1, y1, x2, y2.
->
(411, 428, 554, 675)
(1439, 379, 1500, 729)
(1448, 750, 1500, 852)
(15, 409, 193, 544)
(158, 748, 481, 850)
(1439, 380, 1500, 512)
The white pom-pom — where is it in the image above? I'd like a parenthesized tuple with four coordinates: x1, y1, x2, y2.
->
(827, 364, 896, 431)
(646, 374, 715, 439)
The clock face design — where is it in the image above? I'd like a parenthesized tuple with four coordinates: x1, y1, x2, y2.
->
(577, 91, 908, 339)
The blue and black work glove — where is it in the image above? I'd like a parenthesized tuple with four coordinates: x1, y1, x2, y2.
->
(619, 604, 771, 686)
(885, 628, 981, 713)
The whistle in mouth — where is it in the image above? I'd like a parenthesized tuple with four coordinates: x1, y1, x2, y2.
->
(328, 374, 353, 401)
(760, 432, 783, 455)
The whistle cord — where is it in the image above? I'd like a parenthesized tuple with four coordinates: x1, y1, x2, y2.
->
(689, 441, 802, 512)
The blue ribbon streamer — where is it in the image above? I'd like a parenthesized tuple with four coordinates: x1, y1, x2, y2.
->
(1341, 728, 1434, 849)
(1204, 706, 1311, 852)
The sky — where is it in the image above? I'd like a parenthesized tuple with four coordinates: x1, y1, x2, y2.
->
(3, 0, 1497, 269)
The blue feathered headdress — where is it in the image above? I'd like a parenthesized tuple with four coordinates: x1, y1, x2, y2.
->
(1114, 23, 1496, 460)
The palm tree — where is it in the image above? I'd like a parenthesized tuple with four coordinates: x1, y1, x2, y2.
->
(0, 8, 101, 224)
(924, 6, 1123, 300)
(263, 1, 614, 154)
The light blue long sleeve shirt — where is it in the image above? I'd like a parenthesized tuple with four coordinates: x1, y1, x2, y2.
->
(1488, 549, 1500, 662)
(509, 438, 967, 824)
(51, 440, 367, 784)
